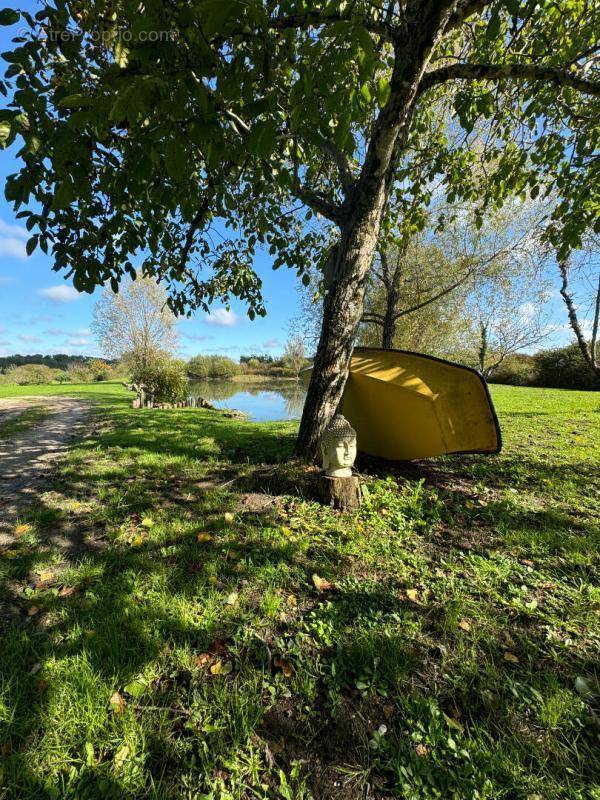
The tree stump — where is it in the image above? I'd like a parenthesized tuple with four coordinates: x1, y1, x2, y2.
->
(317, 474, 361, 511)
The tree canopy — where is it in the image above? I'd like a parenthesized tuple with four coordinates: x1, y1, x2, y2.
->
(1, 0, 598, 313)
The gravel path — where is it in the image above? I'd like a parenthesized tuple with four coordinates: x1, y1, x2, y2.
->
(0, 397, 90, 543)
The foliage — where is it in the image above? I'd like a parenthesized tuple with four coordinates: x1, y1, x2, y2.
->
(187, 355, 241, 379)
(92, 278, 178, 367)
(534, 344, 600, 391)
(87, 359, 113, 382)
(282, 336, 308, 378)
(131, 355, 188, 403)
(0, 0, 597, 319)
(0, 363, 63, 385)
(0, 383, 598, 798)
(486, 353, 538, 386)
(0, 353, 100, 371)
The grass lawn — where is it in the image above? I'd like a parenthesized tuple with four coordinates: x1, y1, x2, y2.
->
(0, 384, 598, 799)
(0, 380, 130, 400)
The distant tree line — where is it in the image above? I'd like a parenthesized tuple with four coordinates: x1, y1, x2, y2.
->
(487, 345, 599, 391)
(0, 353, 115, 371)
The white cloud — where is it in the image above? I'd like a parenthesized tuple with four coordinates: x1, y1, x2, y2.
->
(204, 308, 239, 327)
(66, 337, 91, 347)
(263, 338, 282, 349)
(184, 332, 215, 341)
(17, 333, 42, 343)
(73, 327, 92, 336)
(39, 285, 81, 303)
(0, 276, 17, 285)
(0, 219, 29, 261)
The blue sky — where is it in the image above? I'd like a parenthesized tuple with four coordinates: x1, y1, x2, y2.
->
(0, 3, 583, 361)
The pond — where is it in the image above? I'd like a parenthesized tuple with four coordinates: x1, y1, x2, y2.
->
(188, 378, 307, 422)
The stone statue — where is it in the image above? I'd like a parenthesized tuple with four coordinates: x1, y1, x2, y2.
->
(321, 414, 357, 478)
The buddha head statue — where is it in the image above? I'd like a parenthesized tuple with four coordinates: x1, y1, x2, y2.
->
(320, 414, 357, 477)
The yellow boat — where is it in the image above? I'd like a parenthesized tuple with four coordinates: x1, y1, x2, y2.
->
(303, 348, 501, 461)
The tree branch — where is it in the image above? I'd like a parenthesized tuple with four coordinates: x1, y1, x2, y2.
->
(290, 181, 344, 224)
(559, 258, 599, 376)
(419, 61, 600, 96)
(269, 11, 395, 41)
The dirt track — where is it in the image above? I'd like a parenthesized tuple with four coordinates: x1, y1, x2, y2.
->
(0, 397, 90, 543)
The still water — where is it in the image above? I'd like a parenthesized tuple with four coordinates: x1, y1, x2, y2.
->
(188, 378, 307, 422)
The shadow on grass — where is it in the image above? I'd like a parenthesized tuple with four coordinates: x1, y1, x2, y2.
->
(1, 404, 599, 797)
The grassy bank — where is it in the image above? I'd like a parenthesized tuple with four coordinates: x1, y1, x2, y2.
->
(0, 381, 130, 400)
(0, 384, 598, 799)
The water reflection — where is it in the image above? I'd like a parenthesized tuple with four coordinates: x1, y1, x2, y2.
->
(188, 378, 306, 422)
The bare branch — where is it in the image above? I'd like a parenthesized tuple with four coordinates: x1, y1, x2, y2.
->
(558, 258, 599, 376)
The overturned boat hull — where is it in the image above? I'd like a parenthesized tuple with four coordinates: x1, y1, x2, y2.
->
(304, 348, 501, 461)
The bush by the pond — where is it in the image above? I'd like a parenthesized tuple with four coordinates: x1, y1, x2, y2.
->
(132, 355, 188, 402)
(487, 344, 599, 390)
(0, 363, 65, 385)
(187, 354, 241, 379)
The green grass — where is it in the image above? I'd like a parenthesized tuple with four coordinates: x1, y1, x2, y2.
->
(0, 381, 129, 399)
(0, 384, 598, 799)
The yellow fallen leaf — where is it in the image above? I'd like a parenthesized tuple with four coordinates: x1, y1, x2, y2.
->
(197, 532, 212, 543)
(109, 691, 126, 714)
(312, 574, 333, 592)
(15, 524, 31, 537)
(286, 594, 297, 606)
(274, 657, 294, 678)
(210, 659, 223, 675)
(114, 744, 130, 768)
(37, 569, 55, 584)
(458, 619, 471, 632)
(406, 589, 420, 604)
(503, 651, 520, 664)
(224, 512, 235, 525)
(225, 591, 238, 606)
(131, 535, 144, 547)
(141, 517, 154, 528)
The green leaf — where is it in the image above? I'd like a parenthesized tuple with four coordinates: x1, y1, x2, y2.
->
(486, 10, 501, 40)
(360, 83, 371, 104)
(0, 8, 19, 25)
(26, 235, 37, 256)
(124, 679, 146, 698)
(0, 119, 11, 148)
(165, 138, 186, 180)
(57, 94, 94, 109)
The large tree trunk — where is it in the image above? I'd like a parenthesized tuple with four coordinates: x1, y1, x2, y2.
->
(295, 197, 387, 459)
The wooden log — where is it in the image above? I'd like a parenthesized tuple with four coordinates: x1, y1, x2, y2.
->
(317, 474, 361, 511)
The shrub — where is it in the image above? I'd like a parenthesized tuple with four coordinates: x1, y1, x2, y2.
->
(534, 344, 599, 391)
(66, 362, 95, 382)
(0, 364, 62, 385)
(87, 359, 113, 382)
(487, 354, 538, 386)
(132, 356, 188, 403)
(187, 355, 241, 379)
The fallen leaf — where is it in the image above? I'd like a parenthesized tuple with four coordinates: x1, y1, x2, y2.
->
(35, 679, 49, 694)
(286, 594, 297, 606)
(141, 517, 154, 528)
(458, 619, 471, 632)
(124, 679, 146, 698)
(109, 691, 126, 714)
(35, 569, 55, 588)
(503, 651, 520, 664)
(406, 589, 420, 604)
(27, 606, 40, 616)
(312, 574, 333, 592)
(274, 658, 294, 678)
(196, 532, 212, 543)
(521, 559, 534, 567)
(29, 662, 41, 676)
(443, 712, 464, 733)
(131, 534, 144, 547)
(15, 524, 31, 537)
(114, 744, 130, 768)
(210, 659, 223, 675)
(58, 586, 76, 598)
(383, 704, 394, 719)
(415, 743, 430, 756)
(224, 512, 235, 525)
(195, 653, 212, 667)
(225, 591, 238, 606)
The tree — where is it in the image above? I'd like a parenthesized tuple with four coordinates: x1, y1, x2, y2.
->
(362, 198, 545, 350)
(465, 265, 553, 377)
(91, 278, 178, 368)
(1, 2, 599, 458)
(557, 238, 600, 380)
(282, 336, 308, 379)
